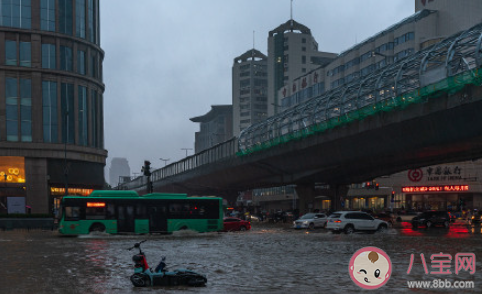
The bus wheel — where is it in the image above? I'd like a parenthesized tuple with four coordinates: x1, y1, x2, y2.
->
(180, 226, 188, 230)
(90, 223, 106, 233)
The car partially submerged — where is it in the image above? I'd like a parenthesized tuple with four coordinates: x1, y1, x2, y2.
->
(293, 213, 328, 230)
(326, 211, 388, 234)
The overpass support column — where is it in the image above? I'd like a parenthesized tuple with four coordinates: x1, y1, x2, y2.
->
(295, 184, 317, 215)
(331, 185, 349, 211)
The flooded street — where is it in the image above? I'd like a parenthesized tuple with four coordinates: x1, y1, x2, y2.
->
(1, 222, 481, 293)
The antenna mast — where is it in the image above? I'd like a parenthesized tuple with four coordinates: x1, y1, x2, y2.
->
(253, 30, 255, 49)
(290, 0, 293, 21)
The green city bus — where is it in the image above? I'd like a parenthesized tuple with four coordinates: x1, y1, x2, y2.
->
(58, 190, 223, 235)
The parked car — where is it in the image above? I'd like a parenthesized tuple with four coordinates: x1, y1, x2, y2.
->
(223, 217, 251, 231)
(396, 210, 420, 222)
(293, 213, 328, 230)
(326, 211, 388, 234)
(411, 211, 451, 229)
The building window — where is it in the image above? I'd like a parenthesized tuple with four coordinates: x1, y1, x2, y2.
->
(42, 43, 56, 69)
(5, 77, 31, 142)
(76, 0, 86, 38)
(90, 54, 97, 78)
(77, 50, 86, 75)
(19, 42, 31, 67)
(91, 89, 97, 147)
(20, 79, 32, 142)
(60, 45, 73, 71)
(0, 0, 31, 29)
(6, 77, 18, 141)
(78, 86, 88, 146)
(40, 0, 55, 31)
(5, 40, 16, 66)
(42, 81, 58, 143)
(394, 32, 415, 46)
(88, 0, 98, 44)
(61, 83, 74, 144)
(301, 56, 306, 64)
(59, 0, 73, 35)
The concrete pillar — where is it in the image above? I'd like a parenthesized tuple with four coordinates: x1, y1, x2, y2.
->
(295, 184, 317, 214)
(25, 158, 50, 214)
(311, 184, 349, 211)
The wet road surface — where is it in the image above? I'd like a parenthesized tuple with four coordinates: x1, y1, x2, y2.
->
(0, 221, 481, 293)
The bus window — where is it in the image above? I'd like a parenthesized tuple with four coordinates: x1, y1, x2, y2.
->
(136, 204, 147, 218)
(65, 206, 81, 221)
(86, 206, 106, 220)
(169, 203, 182, 217)
(106, 203, 116, 219)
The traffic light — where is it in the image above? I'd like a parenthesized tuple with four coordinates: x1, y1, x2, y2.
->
(364, 181, 379, 190)
(142, 160, 151, 176)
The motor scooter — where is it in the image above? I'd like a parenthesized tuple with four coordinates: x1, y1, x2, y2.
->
(128, 240, 207, 287)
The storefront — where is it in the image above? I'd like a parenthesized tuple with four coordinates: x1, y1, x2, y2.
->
(347, 160, 482, 212)
(0, 156, 105, 215)
(344, 196, 387, 210)
(0, 157, 27, 214)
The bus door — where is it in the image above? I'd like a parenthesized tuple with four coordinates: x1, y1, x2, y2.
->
(117, 205, 135, 232)
(149, 206, 167, 232)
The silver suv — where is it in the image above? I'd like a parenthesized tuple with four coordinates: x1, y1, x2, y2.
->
(293, 213, 328, 229)
(326, 211, 388, 234)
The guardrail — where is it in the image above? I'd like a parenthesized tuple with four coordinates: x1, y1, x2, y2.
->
(117, 137, 238, 191)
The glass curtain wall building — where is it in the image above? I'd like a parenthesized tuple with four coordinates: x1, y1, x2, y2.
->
(0, 0, 105, 214)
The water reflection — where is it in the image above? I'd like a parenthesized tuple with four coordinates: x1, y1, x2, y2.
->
(0, 225, 481, 293)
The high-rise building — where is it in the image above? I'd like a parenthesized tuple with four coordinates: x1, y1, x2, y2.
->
(232, 49, 268, 136)
(109, 158, 130, 187)
(279, 0, 482, 110)
(267, 19, 337, 116)
(190, 105, 233, 153)
(0, 0, 105, 214)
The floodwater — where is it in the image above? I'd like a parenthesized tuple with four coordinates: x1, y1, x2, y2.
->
(0, 222, 481, 294)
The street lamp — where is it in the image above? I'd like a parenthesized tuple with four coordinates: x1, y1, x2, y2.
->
(181, 148, 193, 157)
(159, 158, 170, 166)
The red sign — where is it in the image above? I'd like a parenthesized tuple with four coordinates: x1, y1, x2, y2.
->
(402, 185, 469, 193)
(408, 169, 423, 182)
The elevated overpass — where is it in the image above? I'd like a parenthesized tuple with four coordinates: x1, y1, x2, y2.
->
(118, 23, 482, 208)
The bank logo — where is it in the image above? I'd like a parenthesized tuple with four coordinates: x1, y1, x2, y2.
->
(408, 169, 423, 182)
(349, 247, 392, 290)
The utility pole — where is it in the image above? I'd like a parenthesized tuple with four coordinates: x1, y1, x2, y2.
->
(181, 148, 193, 157)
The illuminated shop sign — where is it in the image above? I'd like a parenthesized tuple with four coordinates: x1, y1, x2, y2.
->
(50, 187, 93, 196)
(402, 185, 469, 193)
(0, 156, 26, 183)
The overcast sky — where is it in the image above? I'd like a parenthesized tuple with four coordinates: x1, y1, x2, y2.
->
(100, 0, 415, 181)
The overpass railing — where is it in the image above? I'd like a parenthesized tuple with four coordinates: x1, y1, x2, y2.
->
(117, 137, 238, 191)
(238, 22, 482, 155)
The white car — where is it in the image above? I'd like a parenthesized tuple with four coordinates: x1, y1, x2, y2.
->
(293, 213, 328, 229)
(326, 211, 388, 234)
